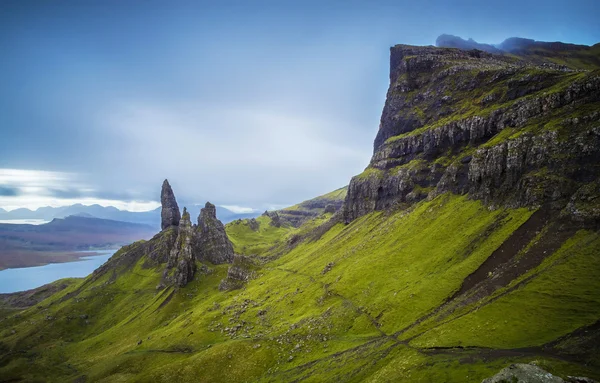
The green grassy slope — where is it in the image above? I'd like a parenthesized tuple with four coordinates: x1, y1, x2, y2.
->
(226, 215, 292, 256)
(225, 186, 347, 257)
(1, 193, 599, 382)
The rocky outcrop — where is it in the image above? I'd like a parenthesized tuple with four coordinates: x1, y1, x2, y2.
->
(248, 218, 260, 231)
(482, 363, 596, 383)
(219, 255, 257, 291)
(262, 211, 282, 227)
(163, 208, 196, 287)
(196, 202, 235, 264)
(343, 44, 600, 223)
(161, 179, 181, 230)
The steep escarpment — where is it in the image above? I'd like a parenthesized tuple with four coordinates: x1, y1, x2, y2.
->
(344, 44, 600, 222)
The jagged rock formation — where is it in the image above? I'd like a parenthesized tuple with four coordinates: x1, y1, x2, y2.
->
(196, 202, 235, 264)
(343, 43, 600, 223)
(219, 255, 257, 291)
(161, 179, 181, 230)
(96, 184, 235, 289)
(163, 208, 196, 287)
(247, 218, 259, 231)
(161, 201, 235, 286)
(262, 211, 282, 227)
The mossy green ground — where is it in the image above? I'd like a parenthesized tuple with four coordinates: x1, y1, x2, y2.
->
(1, 193, 599, 382)
(226, 215, 292, 256)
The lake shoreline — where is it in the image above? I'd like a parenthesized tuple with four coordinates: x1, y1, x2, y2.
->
(0, 249, 119, 271)
(0, 250, 115, 294)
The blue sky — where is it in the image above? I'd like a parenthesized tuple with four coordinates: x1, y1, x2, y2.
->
(1, 0, 599, 212)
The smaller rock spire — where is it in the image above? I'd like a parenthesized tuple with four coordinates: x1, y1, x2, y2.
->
(161, 179, 181, 230)
(198, 201, 217, 223)
(196, 201, 234, 264)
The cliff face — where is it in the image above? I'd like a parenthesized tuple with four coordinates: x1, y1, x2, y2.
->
(343, 45, 600, 223)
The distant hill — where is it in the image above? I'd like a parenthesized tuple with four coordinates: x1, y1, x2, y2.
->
(0, 204, 259, 229)
(276, 186, 347, 227)
(436, 34, 600, 69)
(0, 215, 156, 270)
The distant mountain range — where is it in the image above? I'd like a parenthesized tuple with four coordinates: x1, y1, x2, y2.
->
(0, 203, 260, 229)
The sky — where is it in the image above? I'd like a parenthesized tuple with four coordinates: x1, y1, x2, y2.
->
(1, 0, 599, 213)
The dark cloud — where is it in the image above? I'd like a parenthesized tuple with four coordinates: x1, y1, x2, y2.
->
(46, 188, 84, 199)
(0, 186, 20, 197)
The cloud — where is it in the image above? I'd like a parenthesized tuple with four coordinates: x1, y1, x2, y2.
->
(92, 100, 372, 207)
(0, 169, 73, 189)
(220, 205, 257, 214)
(0, 168, 159, 212)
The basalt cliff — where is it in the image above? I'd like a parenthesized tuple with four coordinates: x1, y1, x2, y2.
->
(343, 43, 600, 224)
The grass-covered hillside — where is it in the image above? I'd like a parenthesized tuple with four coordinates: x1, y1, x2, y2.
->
(1, 193, 599, 382)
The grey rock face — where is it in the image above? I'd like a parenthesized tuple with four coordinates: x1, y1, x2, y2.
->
(196, 202, 235, 264)
(219, 255, 256, 291)
(482, 364, 564, 383)
(343, 44, 600, 223)
(248, 218, 260, 231)
(262, 211, 282, 227)
(163, 207, 196, 287)
(161, 179, 181, 230)
(482, 363, 597, 383)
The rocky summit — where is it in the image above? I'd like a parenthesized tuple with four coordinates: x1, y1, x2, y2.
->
(1, 37, 600, 383)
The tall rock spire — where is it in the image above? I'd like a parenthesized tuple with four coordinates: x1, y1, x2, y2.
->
(161, 179, 181, 230)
